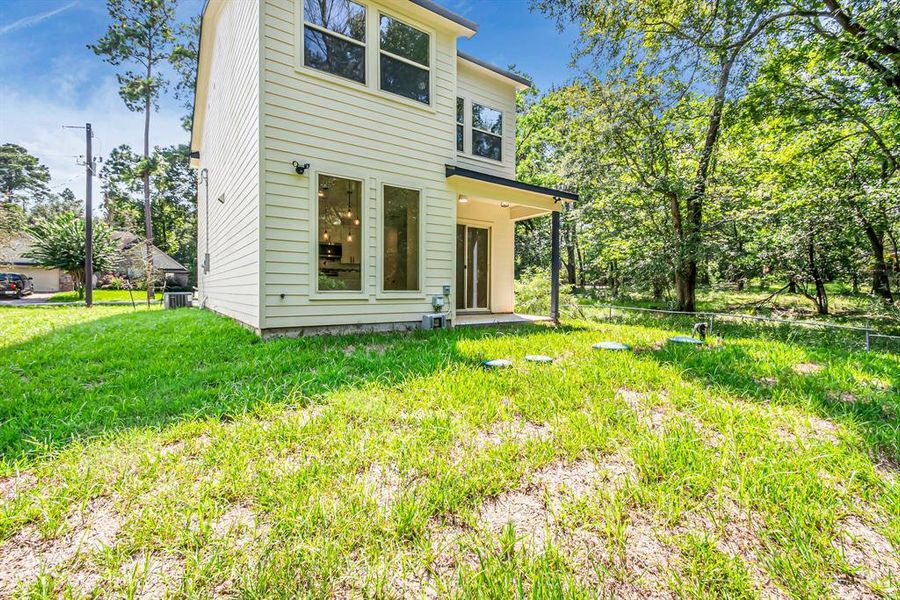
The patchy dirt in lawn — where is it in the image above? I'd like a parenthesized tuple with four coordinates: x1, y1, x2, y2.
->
(0, 495, 123, 596)
(832, 515, 900, 597)
(450, 417, 552, 462)
(616, 388, 671, 433)
(119, 552, 184, 600)
(343, 343, 387, 356)
(0, 471, 36, 502)
(564, 512, 678, 596)
(793, 362, 823, 375)
(361, 462, 404, 511)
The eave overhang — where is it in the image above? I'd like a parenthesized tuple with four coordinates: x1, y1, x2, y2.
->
(446, 165, 578, 204)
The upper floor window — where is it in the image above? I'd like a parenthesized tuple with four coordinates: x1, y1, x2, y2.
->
(379, 15, 430, 104)
(303, 0, 367, 84)
(456, 97, 464, 151)
(472, 103, 502, 161)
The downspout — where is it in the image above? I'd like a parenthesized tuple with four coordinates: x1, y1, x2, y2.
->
(199, 167, 210, 307)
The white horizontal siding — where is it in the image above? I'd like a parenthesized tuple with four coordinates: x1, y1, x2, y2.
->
(198, 0, 261, 328)
(455, 60, 518, 179)
(260, 0, 460, 329)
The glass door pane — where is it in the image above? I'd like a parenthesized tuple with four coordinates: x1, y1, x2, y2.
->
(467, 227, 489, 309)
(456, 225, 466, 309)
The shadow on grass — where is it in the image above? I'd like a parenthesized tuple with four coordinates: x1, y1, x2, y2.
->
(632, 322, 900, 462)
(0, 308, 583, 466)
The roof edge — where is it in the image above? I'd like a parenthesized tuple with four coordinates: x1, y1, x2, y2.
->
(409, 0, 478, 33)
(457, 50, 531, 88)
(446, 165, 578, 202)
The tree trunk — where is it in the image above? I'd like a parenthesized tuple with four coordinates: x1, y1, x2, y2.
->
(862, 223, 893, 302)
(788, 277, 797, 293)
(143, 67, 155, 301)
(805, 241, 829, 315)
(675, 53, 736, 313)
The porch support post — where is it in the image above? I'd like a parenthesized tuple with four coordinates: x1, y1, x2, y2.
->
(550, 209, 560, 323)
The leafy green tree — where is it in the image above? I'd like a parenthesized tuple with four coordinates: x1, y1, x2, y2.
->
(29, 188, 82, 225)
(170, 15, 200, 131)
(101, 144, 197, 285)
(0, 144, 51, 210)
(26, 214, 118, 299)
(89, 0, 178, 300)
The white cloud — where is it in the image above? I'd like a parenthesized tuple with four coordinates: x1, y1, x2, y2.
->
(0, 76, 188, 202)
(0, 1, 78, 36)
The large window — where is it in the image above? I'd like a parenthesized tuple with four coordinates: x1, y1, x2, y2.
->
(472, 103, 502, 161)
(379, 15, 430, 104)
(382, 185, 420, 291)
(317, 174, 362, 291)
(456, 97, 464, 152)
(303, 0, 366, 84)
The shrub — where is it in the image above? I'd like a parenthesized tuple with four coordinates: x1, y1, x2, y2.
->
(514, 267, 578, 317)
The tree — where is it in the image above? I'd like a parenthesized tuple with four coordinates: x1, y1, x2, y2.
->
(0, 144, 50, 210)
(25, 213, 118, 299)
(100, 144, 198, 285)
(29, 188, 82, 225)
(170, 15, 200, 131)
(532, 0, 895, 311)
(89, 0, 178, 300)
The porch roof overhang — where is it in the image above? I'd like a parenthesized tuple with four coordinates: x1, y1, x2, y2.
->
(445, 165, 577, 216)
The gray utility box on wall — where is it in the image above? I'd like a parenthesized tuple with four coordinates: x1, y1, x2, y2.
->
(422, 313, 451, 330)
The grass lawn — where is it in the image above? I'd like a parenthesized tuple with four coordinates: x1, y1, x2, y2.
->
(0, 305, 897, 598)
(46, 289, 155, 303)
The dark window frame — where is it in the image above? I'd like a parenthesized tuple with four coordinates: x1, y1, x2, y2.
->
(377, 12, 432, 105)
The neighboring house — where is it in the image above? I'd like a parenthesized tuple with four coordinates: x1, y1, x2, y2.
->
(0, 232, 73, 292)
(111, 231, 190, 288)
(191, 0, 576, 336)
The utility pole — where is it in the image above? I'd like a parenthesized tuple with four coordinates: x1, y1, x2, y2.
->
(64, 123, 96, 307)
(85, 123, 93, 308)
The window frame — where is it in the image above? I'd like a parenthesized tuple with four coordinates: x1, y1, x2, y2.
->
(300, 0, 368, 85)
(456, 97, 465, 152)
(309, 168, 370, 300)
(471, 102, 503, 162)
(376, 180, 426, 298)
(377, 11, 433, 106)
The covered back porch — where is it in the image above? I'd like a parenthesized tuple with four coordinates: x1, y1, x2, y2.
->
(446, 165, 578, 325)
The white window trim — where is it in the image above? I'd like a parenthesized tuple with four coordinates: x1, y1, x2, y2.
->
(456, 96, 465, 153)
(376, 180, 426, 298)
(471, 102, 503, 162)
(455, 220, 493, 313)
(377, 11, 434, 107)
(300, 0, 368, 85)
(294, 1, 438, 113)
(309, 168, 370, 300)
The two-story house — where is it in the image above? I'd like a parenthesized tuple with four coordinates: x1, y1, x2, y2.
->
(190, 0, 576, 336)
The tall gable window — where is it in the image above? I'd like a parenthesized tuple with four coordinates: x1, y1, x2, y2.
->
(303, 0, 367, 84)
(472, 103, 502, 161)
(456, 97, 464, 151)
(379, 15, 430, 104)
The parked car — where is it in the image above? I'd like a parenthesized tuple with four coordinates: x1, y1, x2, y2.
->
(0, 273, 35, 298)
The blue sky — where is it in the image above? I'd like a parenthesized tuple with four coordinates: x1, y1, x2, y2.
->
(0, 0, 579, 199)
